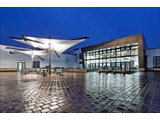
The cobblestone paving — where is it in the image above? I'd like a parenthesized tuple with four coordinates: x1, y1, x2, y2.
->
(0, 72, 160, 113)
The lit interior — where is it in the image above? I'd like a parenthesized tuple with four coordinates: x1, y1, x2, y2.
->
(84, 43, 139, 70)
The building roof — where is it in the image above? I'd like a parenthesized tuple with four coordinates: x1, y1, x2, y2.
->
(82, 33, 145, 52)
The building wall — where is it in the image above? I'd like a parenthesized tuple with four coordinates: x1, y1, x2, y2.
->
(145, 48, 160, 69)
(72, 48, 83, 68)
(0, 45, 78, 69)
(82, 34, 145, 70)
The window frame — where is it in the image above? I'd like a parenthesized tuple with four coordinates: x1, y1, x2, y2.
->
(153, 56, 160, 68)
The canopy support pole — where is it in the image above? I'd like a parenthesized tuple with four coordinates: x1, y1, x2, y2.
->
(48, 43, 51, 75)
(31, 52, 34, 69)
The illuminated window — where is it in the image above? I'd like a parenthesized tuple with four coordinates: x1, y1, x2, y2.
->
(83, 43, 139, 69)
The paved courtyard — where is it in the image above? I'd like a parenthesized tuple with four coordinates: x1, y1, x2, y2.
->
(0, 71, 160, 113)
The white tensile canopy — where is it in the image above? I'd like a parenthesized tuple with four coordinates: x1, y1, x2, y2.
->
(10, 36, 88, 75)
(6, 46, 47, 57)
(11, 36, 88, 57)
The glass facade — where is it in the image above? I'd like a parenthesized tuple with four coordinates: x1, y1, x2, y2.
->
(83, 43, 139, 70)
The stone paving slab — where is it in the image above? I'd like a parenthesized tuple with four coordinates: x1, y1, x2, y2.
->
(0, 72, 160, 113)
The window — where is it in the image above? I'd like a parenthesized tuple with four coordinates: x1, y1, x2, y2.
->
(103, 50, 106, 54)
(95, 51, 98, 54)
(153, 56, 160, 68)
(33, 61, 40, 68)
(79, 53, 83, 59)
(116, 62, 120, 67)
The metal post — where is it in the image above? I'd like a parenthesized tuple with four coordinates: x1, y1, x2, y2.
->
(48, 43, 51, 75)
(31, 52, 34, 69)
(30, 52, 34, 73)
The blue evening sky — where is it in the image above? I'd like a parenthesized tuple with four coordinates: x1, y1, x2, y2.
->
(0, 8, 160, 50)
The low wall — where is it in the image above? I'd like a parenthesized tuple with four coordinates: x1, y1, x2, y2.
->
(63, 69, 87, 73)
(147, 68, 160, 71)
(139, 68, 146, 71)
(0, 68, 17, 72)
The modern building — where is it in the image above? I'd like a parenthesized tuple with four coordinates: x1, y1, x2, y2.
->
(81, 34, 160, 71)
(145, 48, 160, 71)
(0, 33, 160, 72)
(0, 44, 78, 72)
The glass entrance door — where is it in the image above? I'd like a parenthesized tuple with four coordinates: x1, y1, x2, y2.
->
(17, 61, 26, 72)
(125, 62, 131, 71)
(121, 62, 131, 71)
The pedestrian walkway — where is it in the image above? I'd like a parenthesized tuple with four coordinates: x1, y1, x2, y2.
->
(0, 72, 160, 113)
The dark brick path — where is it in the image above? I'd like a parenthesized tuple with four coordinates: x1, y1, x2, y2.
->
(0, 72, 160, 113)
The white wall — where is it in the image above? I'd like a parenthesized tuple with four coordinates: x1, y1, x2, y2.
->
(145, 48, 160, 68)
(0, 45, 78, 69)
(72, 48, 82, 67)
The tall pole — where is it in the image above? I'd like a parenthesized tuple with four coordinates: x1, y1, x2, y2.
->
(48, 43, 51, 75)
(31, 52, 34, 69)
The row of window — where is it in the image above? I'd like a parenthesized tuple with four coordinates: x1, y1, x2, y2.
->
(86, 45, 138, 55)
(85, 49, 138, 59)
(84, 56, 139, 69)
(86, 61, 137, 70)
(85, 56, 137, 63)
(83, 44, 140, 69)
(84, 45, 138, 61)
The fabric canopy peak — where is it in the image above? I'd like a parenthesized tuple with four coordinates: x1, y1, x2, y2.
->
(10, 35, 89, 57)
